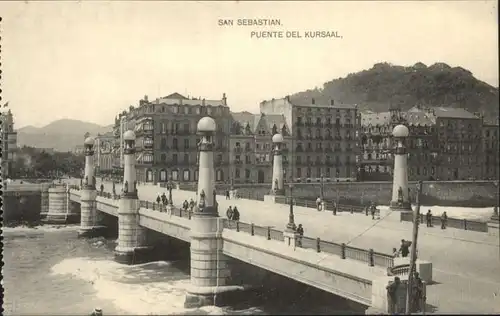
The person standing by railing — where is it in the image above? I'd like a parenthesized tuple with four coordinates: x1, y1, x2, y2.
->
(296, 224, 304, 247)
(232, 206, 240, 222)
(316, 196, 322, 211)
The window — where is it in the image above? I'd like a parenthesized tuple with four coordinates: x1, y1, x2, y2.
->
(297, 168, 301, 177)
(172, 154, 178, 164)
(184, 123, 190, 133)
(183, 170, 190, 181)
(184, 107, 189, 115)
(161, 122, 167, 134)
(172, 170, 179, 181)
(160, 169, 167, 181)
(184, 139, 190, 149)
(161, 154, 166, 162)
(143, 154, 153, 163)
(235, 169, 240, 178)
(173, 138, 178, 150)
(296, 156, 301, 164)
(216, 169, 223, 181)
(245, 169, 251, 178)
(160, 138, 167, 150)
(183, 154, 189, 163)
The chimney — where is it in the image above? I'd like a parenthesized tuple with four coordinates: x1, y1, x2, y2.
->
(285, 95, 290, 102)
(222, 93, 227, 106)
(330, 99, 335, 106)
(202, 98, 206, 106)
(312, 98, 315, 105)
(144, 95, 148, 102)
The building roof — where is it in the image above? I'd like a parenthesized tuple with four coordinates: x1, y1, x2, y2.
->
(433, 107, 478, 119)
(230, 111, 289, 135)
(402, 111, 435, 126)
(289, 97, 358, 109)
(361, 112, 391, 126)
(154, 92, 225, 107)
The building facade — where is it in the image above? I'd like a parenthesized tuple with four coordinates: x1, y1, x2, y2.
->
(260, 97, 362, 182)
(1, 109, 18, 178)
(95, 131, 116, 174)
(360, 105, 497, 181)
(229, 111, 292, 184)
(482, 119, 499, 180)
(113, 93, 231, 184)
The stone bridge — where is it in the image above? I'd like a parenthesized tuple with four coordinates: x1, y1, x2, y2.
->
(67, 187, 397, 308)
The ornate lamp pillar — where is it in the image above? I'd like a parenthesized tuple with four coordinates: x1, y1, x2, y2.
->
(185, 117, 232, 308)
(271, 133, 285, 196)
(114, 130, 149, 264)
(390, 124, 412, 211)
(77, 137, 103, 235)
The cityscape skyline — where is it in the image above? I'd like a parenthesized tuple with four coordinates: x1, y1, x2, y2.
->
(1, 1, 498, 128)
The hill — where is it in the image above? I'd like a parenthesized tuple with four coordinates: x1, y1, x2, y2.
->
(289, 62, 499, 120)
(17, 119, 113, 152)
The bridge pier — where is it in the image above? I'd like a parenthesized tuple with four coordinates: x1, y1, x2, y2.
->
(43, 184, 73, 224)
(185, 117, 240, 308)
(390, 125, 412, 211)
(114, 130, 151, 265)
(264, 133, 285, 203)
(78, 136, 107, 237)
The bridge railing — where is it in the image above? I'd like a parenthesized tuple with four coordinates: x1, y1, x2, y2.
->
(400, 212, 488, 232)
(223, 220, 394, 268)
(274, 196, 366, 213)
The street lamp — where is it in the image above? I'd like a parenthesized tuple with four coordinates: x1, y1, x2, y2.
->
(320, 173, 325, 200)
(494, 181, 499, 218)
(286, 183, 297, 231)
(166, 177, 174, 205)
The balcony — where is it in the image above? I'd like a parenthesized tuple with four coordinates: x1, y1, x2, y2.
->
(325, 123, 333, 128)
(234, 160, 243, 165)
(315, 147, 323, 153)
(334, 135, 342, 141)
(234, 147, 243, 153)
(325, 148, 333, 153)
(297, 135, 303, 140)
(245, 147, 252, 152)
(296, 147, 304, 152)
(315, 136, 323, 140)
(315, 122, 323, 128)
(325, 135, 333, 141)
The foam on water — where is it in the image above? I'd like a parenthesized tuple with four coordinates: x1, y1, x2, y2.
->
(3, 224, 80, 233)
(50, 257, 226, 315)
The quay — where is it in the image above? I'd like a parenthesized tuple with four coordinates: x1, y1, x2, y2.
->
(7, 119, 500, 314)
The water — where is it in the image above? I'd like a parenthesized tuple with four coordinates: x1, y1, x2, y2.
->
(3, 225, 363, 315)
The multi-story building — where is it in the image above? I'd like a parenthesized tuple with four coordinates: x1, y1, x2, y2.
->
(482, 118, 499, 180)
(95, 131, 116, 173)
(113, 93, 231, 183)
(360, 105, 495, 181)
(1, 109, 18, 178)
(360, 105, 437, 181)
(260, 97, 362, 182)
(229, 111, 292, 184)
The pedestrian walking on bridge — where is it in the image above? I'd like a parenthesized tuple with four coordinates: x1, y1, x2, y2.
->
(426, 209, 433, 227)
(232, 206, 240, 221)
(399, 239, 411, 258)
(440, 211, 448, 229)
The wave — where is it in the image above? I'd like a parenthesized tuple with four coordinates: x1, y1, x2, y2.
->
(3, 224, 80, 234)
(50, 257, 226, 315)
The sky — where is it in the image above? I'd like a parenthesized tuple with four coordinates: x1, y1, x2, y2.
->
(1, 1, 498, 128)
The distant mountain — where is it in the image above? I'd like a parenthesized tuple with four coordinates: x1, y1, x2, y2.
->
(17, 119, 113, 152)
(289, 62, 499, 120)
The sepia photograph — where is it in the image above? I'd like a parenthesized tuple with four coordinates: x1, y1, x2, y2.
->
(1, 1, 499, 315)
